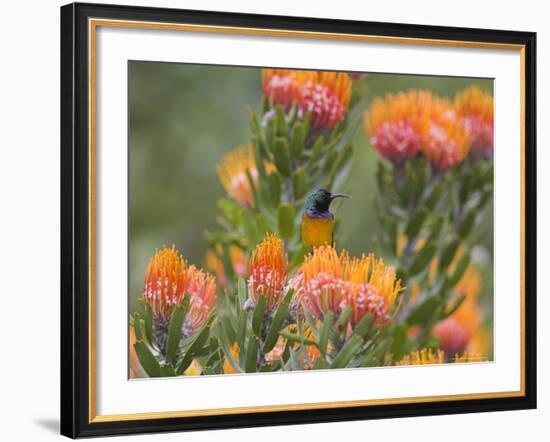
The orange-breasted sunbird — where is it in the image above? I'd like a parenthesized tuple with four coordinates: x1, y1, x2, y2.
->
(301, 189, 350, 249)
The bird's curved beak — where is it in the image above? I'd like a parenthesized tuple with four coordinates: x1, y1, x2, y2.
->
(330, 193, 351, 200)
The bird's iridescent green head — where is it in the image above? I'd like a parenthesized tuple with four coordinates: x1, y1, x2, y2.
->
(304, 189, 350, 216)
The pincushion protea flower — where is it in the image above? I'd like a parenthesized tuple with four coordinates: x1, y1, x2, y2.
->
(454, 351, 487, 363)
(261, 69, 313, 112)
(143, 246, 216, 338)
(262, 69, 352, 130)
(432, 265, 483, 356)
(421, 97, 471, 171)
(223, 342, 240, 374)
(216, 145, 258, 208)
(298, 245, 401, 327)
(395, 348, 445, 366)
(364, 90, 433, 163)
(247, 234, 288, 311)
(454, 86, 494, 159)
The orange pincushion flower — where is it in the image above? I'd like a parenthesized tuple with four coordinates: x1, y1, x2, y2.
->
(454, 351, 487, 363)
(143, 246, 216, 336)
(454, 86, 494, 158)
(431, 318, 471, 356)
(396, 348, 445, 366)
(216, 145, 258, 208)
(223, 342, 240, 374)
(421, 97, 471, 171)
(261, 69, 314, 112)
(432, 264, 483, 356)
(262, 69, 352, 130)
(299, 245, 401, 327)
(365, 90, 434, 163)
(248, 234, 288, 311)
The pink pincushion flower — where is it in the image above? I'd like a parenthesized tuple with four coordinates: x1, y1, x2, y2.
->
(455, 86, 494, 159)
(262, 69, 352, 130)
(297, 245, 401, 328)
(364, 90, 433, 163)
(370, 119, 423, 163)
(432, 318, 471, 356)
(247, 234, 288, 311)
(143, 246, 216, 337)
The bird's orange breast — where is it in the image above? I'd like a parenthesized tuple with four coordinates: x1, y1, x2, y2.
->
(301, 213, 335, 248)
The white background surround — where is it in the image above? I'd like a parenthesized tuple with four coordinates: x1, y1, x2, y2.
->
(0, 0, 547, 441)
(96, 25, 520, 416)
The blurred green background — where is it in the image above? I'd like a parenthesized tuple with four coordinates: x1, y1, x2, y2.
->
(129, 61, 493, 312)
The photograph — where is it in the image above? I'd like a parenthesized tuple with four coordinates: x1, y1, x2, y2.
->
(128, 63, 495, 378)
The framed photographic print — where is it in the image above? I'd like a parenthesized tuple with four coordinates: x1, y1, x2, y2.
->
(60, 2, 537, 438)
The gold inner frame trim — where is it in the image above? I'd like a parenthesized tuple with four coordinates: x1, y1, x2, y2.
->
(87, 17, 527, 424)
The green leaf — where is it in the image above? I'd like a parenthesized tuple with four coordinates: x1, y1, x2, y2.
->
(272, 137, 292, 177)
(255, 213, 270, 238)
(331, 334, 364, 368)
(390, 324, 407, 361)
(405, 206, 428, 238)
(275, 106, 288, 137)
(241, 210, 260, 245)
(307, 136, 325, 167)
(252, 295, 266, 338)
(266, 115, 276, 150)
(318, 313, 334, 356)
(277, 203, 295, 241)
(220, 315, 236, 344)
(448, 252, 470, 286)
(290, 122, 306, 159)
(292, 168, 308, 200)
(359, 338, 392, 367)
(236, 310, 247, 348)
(459, 173, 474, 204)
(252, 136, 269, 177)
(160, 364, 176, 377)
(267, 173, 282, 206)
(424, 180, 446, 210)
(237, 277, 247, 308)
(439, 238, 460, 271)
(426, 215, 445, 244)
(245, 336, 259, 372)
(217, 198, 242, 225)
(407, 296, 440, 326)
(313, 357, 329, 370)
(408, 244, 437, 276)
(421, 337, 441, 351)
(165, 304, 186, 362)
(279, 330, 319, 348)
(353, 313, 374, 338)
(263, 303, 289, 353)
(335, 306, 353, 335)
(133, 314, 142, 341)
(134, 342, 161, 377)
(458, 209, 477, 238)
(176, 320, 212, 374)
(303, 112, 312, 135)
(144, 304, 153, 345)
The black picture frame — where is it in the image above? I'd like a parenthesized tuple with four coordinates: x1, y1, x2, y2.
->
(61, 2, 537, 438)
